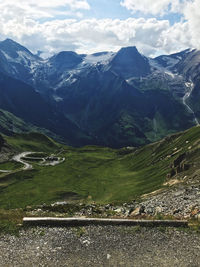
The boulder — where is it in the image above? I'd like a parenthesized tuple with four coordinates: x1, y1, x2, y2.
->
(130, 206, 145, 216)
(155, 207, 162, 215)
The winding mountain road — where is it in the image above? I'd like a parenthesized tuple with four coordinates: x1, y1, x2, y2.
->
(12, 152, 65, 171)
(13, 152, 34, 170)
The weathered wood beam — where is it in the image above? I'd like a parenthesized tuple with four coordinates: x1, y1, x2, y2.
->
(23, 217, 188, 227)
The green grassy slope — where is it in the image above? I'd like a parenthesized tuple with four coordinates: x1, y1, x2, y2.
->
(0, 109, 37, 135)
(4, 132, 61, 152)
(0, 108, 62, 142)
(0, 126, 200, 209)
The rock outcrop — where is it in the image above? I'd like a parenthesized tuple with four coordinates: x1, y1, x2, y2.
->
(167, 152, 190, 178)
(0, 134, 4, 149)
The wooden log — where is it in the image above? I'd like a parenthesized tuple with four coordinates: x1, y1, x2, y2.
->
(23, 217, 188, 227)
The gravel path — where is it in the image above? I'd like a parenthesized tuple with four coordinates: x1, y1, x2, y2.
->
(0, 226, 199, 266)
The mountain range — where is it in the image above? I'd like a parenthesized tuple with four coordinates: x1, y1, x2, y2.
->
(0, 38, 199, 147)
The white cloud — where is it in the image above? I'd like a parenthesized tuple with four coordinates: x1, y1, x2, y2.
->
(0, 17, 174, 57)
(160, 22, 192, 53)
(120, 0, 181, 16)
(182, 0, 200, 48)
(0, 0, 90, 20)
(121, 0, 169, 15)
(0, 0, 200, 58)
(0, 0, 91, 10)
(157, 0, 200, 53)
(121, 0, 178, 15)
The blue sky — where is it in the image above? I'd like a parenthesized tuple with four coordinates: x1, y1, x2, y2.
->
(53, 0, 183, 24)
(86, 0, 133, 20)
(84, 0, 182, 24)
(0, 0, 199, 57)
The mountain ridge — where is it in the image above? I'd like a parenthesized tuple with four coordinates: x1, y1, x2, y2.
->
(0, 38, 199, 147)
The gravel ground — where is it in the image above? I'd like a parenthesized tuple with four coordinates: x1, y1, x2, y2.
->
(138, 184, 200, 218)
(0, 226, 200, 267)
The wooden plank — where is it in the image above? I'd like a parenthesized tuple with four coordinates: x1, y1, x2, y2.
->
(23, 217, 188, 227)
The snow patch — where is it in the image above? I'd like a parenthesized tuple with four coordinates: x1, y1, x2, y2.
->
(53, 95, 63, 102)
(148, 58, 162, 70)
(17, 51, 41, 72)
(161, 56, 180, 68)
(82, 52, 114, 65)
(164, 71, 175, 78)
(64, 74, 77, 84)
(55, 72, 78, 89)
(149, 58, 178, 78)
(1, 51, 13, 61)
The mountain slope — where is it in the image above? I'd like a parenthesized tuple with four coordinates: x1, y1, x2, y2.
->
(0, 39, 42, 84)
(0, 133, 14, 162)
(56, 68, 194, 147)
(0, 71, 92, 146)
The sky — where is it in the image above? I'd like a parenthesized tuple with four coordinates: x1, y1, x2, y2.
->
(0, 0, 199, 57)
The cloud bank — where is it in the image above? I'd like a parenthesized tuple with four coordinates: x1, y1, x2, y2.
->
(0, 0, 199, 57)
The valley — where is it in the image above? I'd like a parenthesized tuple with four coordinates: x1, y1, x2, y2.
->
(0, 125, 200, 234)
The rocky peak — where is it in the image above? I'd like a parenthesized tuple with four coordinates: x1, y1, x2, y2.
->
(0, 39, 35, 59)
(49, 51, 83, 69)
(109, 46, 151, 79)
